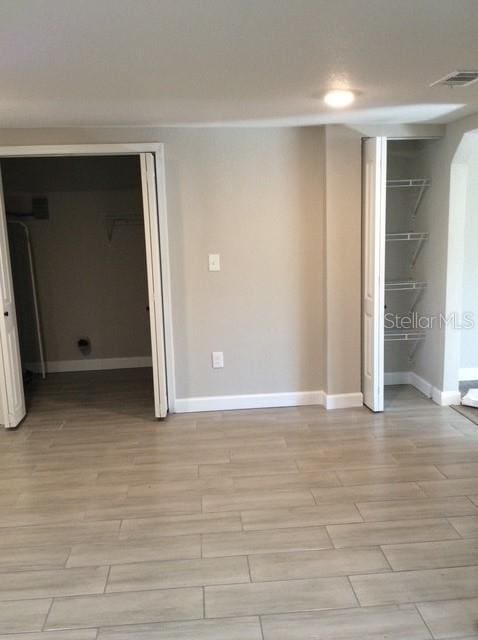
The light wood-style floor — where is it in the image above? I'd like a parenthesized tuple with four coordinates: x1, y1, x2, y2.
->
(1, 372, 478, 639)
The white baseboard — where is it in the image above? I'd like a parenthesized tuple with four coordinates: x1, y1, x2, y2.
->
(174, 390, 364, 413)
(174, 391, 325, 413)
(409, 372, 434, 398)
(385, 370, 461, 406)
(459, 367, 478, 381)
(324, 392, 363, 410)
(25, 356, 152, 374)
(385, 371, 432, 397)
(432, 388, 462, 406)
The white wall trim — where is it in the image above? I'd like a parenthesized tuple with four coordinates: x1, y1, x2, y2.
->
(384, 371, 433, 396)
(175, 391, 324, 413)
(432, 388, 462, 406)
(459, 367, 478, 381)
(25, 356, 152, 374)
(409, 372, 434, 398)
(154, 147, 176, 413)
(324, 392, 363, 410)
(385, 370, 461, 406)
(0, 143, 163, 157)
(174, 390, 365, 413)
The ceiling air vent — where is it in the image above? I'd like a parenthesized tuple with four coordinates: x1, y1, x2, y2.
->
(431, 70, 478, 87)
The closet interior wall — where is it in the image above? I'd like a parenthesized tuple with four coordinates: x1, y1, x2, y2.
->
(2, 155, 151, 376)
(384, 140, 433, 383)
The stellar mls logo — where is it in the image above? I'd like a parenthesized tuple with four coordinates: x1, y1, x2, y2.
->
(385, 312, 475, 330)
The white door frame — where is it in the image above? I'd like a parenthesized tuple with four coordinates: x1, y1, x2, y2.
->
(362, 134, 445, 410)
(0, 143, 176, 415)
(442, 131, 477, 399)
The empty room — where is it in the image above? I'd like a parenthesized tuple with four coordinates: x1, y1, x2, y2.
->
(0, 1, 478, 639)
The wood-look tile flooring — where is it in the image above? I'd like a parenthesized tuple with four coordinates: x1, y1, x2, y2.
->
(1, 373, 478, 638)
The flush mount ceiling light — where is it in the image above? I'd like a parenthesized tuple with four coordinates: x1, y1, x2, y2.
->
(323, 89, 355, 108)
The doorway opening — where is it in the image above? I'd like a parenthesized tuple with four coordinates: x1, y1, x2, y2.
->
(362, 136, 439, 412)
(0, 147, 169, 428)
(3, 155, 154, 421)
(384, 140, 436, 412)
(443, 130, 478, 424)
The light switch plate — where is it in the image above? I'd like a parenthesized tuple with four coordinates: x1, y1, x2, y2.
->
(209, 254, 220, 271)
(212, 351, 224, 368)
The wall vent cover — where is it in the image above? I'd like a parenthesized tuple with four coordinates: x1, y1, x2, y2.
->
(431, 70, 478, 87)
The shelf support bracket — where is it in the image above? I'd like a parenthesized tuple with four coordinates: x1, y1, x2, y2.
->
(408, 338, 424, 363)
(410, 237, 426, 269)
(411, 182, 428, 222)
(408, 287, 426, 314)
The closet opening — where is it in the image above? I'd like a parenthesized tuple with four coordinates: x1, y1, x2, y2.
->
(0, 153, 165, 426)
(383, 140, 436, 412)
(362, 137, 439, 413)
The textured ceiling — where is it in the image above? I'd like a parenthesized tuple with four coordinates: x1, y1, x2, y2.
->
(1, 0, 478, 126)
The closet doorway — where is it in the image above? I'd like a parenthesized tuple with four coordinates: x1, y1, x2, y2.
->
(362, 136, 438, 412)
(0, 145, 171, 428)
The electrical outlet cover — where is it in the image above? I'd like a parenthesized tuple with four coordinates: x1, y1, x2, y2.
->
(212, 351, 224, 368)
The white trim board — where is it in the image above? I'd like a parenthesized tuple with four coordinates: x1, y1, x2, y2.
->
(174, 390, 363, 413)
(384, 370, 461, 406)
(432, 388, 462, 406)
(384, 371, 433, 398)
(0, 144, 163, 157)
(324, 393, 364, 410)
(459, 367, 478, 382)
(25, 356, 152, 374)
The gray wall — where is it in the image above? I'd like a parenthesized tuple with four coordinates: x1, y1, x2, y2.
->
(2, 156, 151, 365)
(164, 128, 325, 398)
(384, 141, 435, 375)
(0, 121, 470, 417)
(324, 125, 362, 396)
(0, 127, 327, 404)
(410, 137, 451, 389)
(404, 113, 478, 392)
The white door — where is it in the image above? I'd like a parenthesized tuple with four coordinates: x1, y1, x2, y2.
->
(140, 153, 168, 418)
(0, 166, 26, 428)
(362, 137, 387, 412)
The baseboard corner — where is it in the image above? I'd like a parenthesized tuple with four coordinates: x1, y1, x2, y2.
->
(384, 370, 433, 398)
(432, 387, 461, 406)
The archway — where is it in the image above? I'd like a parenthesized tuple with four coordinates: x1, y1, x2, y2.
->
(443, 130, 478, 396)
